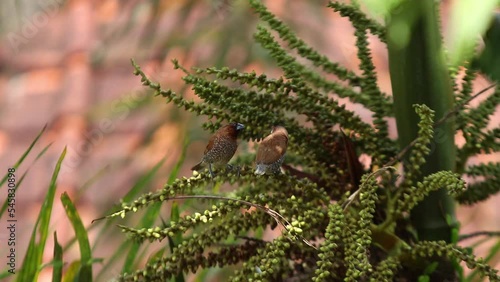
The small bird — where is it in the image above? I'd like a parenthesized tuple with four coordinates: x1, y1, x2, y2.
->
(255, 126, 289, 175)
(191, 122, 245, 177)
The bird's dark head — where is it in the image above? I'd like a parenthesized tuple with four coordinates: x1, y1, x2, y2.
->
(221, 122, 244, 138)
(229, 122, 245, 133)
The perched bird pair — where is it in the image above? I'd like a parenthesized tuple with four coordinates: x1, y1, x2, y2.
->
(191, 123, 288, 176)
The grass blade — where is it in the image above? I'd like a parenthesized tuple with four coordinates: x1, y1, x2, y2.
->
(168, 202, 185, 282)
(61, 192, 93, 281)
(17, 147, 66, 281)
(122, 138, 189, 275)
(0, 124, 47, 190)
(121, 202, 162, 273)
(62, 261, 80, 282)
(95, 156, 167, 280)
(77, 165, 110, 196)
(167, 138, 190, 184)
(35, 142, 54, 161)
(0, 143, 53, 218)
(52, 232, 63, 282)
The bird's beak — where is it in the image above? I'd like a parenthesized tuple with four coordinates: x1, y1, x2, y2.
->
(236, 123, 245, 131)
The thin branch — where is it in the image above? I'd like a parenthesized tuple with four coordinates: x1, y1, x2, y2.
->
(341, 166, 395, 210)
(236, 236, 268, 244)
(459, 230, 500, 242)
(386, 83, 497, 167)
(167, 195, 317, 249)
(436, 83, 497, 126)
(282, 164, 322, 184)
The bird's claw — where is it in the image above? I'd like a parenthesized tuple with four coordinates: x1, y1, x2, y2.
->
(208, 164, 215, 179)
(226, 164, 241, 177)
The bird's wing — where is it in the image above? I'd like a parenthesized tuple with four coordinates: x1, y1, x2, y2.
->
(204, 135, 218, 154)
(256, 134, 288, 164)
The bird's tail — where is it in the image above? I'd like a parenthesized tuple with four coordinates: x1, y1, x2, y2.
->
(191, 161, 205, 171)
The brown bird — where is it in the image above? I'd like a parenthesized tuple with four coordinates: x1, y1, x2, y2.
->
(255, 126, 289, 175)
(191, 122, 245, 177)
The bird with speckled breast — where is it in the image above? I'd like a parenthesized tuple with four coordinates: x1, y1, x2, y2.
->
(255, 126, 288, 175)
(191, 122, 245, 177)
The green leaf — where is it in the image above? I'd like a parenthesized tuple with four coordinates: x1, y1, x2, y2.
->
(472, 13, 500, 81)
(422, 261, 439, 275)
(52, 232, 63, 282)
(0, 125, 47, 218)
(122, 137, 189, 275)
(0, 143, 53, 218)
(359, 0, 405, 17)
(35, 142, 54, 160)
(0, 272, 12, 279)
(146, 249, 165, 265)
(168, 137, 190, 184)
(387, 0, 457, 242)
(417, 275, 430, 282)
(449, 1, 498, 66)
(169, 202, 182, 247)
(0, 124, 47, 191)
(62, 261, 80, 282)
(169, 139, 189, 282)
(121, 159, 167, 273)
(95, 156, 168, 281)
(61, 192, 93, 281)
(17, 147, 66, 282)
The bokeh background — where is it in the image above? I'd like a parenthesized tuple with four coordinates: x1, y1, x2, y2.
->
(0, 0, 498, 281)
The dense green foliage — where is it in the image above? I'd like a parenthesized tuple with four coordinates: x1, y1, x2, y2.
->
(102, 1, 500, 281)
